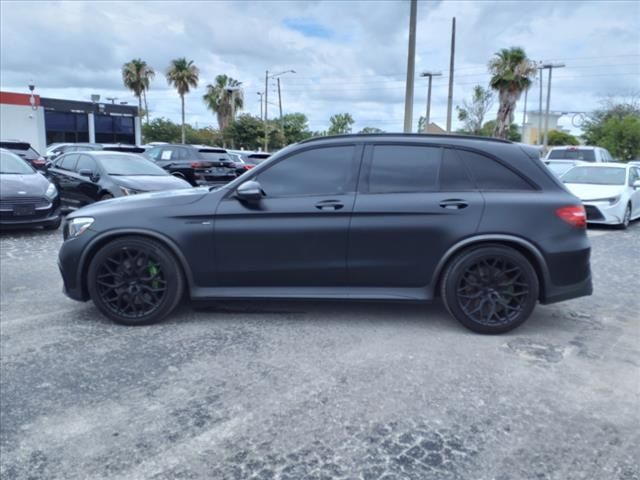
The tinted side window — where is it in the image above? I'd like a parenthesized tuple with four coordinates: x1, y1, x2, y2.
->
(459, 150, 533, 191)
(629, 167, 638, 186)
(257, 146, 356, 197)
(75, 155, 97, 173)
(57, 154, 79, 171)
(368, 145, 440, 193)
(440, 149, 475, 190)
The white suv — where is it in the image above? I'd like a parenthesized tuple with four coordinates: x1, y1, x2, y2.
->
(545, 146, 615, 163)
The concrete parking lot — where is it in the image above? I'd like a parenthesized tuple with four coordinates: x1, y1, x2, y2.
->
(1, 223, 639, 480)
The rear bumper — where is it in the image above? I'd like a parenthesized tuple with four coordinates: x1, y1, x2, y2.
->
(540, 273, 593, 305)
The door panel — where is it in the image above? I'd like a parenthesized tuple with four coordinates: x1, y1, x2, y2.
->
(213, 144, 362, 287)
(348, 145, 485, 287)
(74, 154, 101, 206)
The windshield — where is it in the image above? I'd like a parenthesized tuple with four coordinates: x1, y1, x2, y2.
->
(548, 149, 596, 162)
(0, 150, 35, 174)
(563, 166, 626, 185)
(98, 154, 168, 176)
(199, 150, 232, 161)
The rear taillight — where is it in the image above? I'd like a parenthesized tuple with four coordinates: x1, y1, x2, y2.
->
(191, 162, 203, 168)
(243, 165, 254, 170)
(556, 205, 586, 228)
(33, 157, 46, 165)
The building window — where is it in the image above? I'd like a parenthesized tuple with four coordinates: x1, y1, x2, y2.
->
(95, 114, 135, 144)
(44, 111, 90, 144)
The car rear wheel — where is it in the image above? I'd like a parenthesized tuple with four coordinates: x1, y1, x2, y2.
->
(87, 236, 184, 325)
(441, 245, 539, 334)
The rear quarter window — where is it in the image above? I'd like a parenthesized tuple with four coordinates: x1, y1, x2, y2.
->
(457, 150, 534, 191)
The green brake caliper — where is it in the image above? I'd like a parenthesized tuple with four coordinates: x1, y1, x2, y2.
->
(148, 262, 160, 289)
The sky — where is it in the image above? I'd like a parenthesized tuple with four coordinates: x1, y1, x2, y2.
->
(1, 0, 639, 135)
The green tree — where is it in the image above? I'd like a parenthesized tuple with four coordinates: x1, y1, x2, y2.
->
(547, 130, 579, 146)
(166, 57, 200, 143)
(142, 117, 182, 143)
(185, 125, 222, 146)
(223, 114, 265, 150)
(327, 113, 354, 135)
(456, 85, 494, 134)
(122, 58, 155, 124)
(479, 120, 521, 142)
(359, 127, 385, 134)
(488, 47, 536, 139)
(202, 74, 244, 132)
(582, 99, 640, 161)
(282, 113, 312, 145)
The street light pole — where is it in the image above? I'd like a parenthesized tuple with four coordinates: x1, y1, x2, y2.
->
(257, 92, 264, 120)
(420, 72, 442, 132)
(403, 0, 417, 133)
(537, 64, 543, 144)
(264, 70, 269, 152)
(541, 63, 565, 150)
(277, 78, 283, 121)
(446, 17, 456, 132)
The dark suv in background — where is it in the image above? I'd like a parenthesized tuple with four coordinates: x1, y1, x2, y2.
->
(145, 145, 237, 186)
(58, 134, 592, 333)
(0, 140, 47, 170)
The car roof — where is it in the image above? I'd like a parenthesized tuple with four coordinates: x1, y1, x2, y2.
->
(548, 145, 598, 151)
(569, 162, 628, 168)
(86, 151, 142, 157)
(299, 133, 512, 146)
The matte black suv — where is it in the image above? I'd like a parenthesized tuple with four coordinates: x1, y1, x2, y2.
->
(58, 134, 592, 333)
(144, 145, 237, 186)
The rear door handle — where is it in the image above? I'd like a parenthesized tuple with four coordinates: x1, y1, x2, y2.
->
(315, 200, 344, 211)
(439, 199, 469, 210)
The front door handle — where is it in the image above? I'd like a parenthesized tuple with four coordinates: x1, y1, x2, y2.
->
(439, 199, 469, 210)
(315, 200, 344, 211)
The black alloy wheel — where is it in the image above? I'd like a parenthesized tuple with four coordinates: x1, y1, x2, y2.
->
(441, 245, 539, 334)
(88, 236, 184, 325)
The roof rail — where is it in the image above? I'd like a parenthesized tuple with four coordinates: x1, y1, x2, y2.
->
(298, 133, 512, 145)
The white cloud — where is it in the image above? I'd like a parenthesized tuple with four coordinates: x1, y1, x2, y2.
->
(1, 0, 638, 134)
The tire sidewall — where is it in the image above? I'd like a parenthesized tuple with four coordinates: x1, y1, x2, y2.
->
(87, 236, 183, 325)
(443, 246, 539, 334)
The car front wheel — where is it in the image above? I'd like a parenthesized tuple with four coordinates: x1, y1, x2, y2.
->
(441, 245, 539, 334)
(87, 236, 184, 325)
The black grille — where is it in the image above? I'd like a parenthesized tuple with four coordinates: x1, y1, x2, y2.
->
(584, 205, 604, 221)
(0, 196, 50, 210)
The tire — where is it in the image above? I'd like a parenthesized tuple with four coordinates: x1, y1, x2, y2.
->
(617, 203, 631, 230)
(441, 245, 539, 334)
(87, 235, 184, 325)
(43, 217, 62, 230)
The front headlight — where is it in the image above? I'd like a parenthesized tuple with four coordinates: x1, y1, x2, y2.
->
(119, 186, 142, 196)
(45, 182, 58, 200)
(66, 217, 94, 238)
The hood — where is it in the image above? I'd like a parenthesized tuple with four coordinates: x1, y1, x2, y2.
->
(111, 175, 191, 192)
(0, 173, 50, 197)
(564, 183, 625, 201)
(68, 186, 210, 219)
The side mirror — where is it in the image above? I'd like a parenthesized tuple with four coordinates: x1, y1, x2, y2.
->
(79, 169, 99, 181)
(236, 180, 264, 202)
(633, 180, 640, 189)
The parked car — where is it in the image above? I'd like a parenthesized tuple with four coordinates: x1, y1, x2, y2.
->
(46, 143, 145, 162)
(629, 160, 640, 167)
(561, 162, 640, 229)
(544, 159, 587, 178)
(0, 148, 61, 229)
(58, 133, 593, 333)
(226, 152, 250, 176)
(145, 145, 237, 186)
(239, 151, 271, 167)
(0, 140, 47, 170)
(545, 145, 615, 163)
(47, 151, 191, 211)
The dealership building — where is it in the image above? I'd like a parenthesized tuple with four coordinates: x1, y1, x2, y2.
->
(0, 90, 141, 154)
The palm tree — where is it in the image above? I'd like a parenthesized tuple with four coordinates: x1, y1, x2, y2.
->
(203, 75, 244, 132)
(488, 47, 536, 139)
(122, 59, 155, 124)
(166, 58, 200, 143)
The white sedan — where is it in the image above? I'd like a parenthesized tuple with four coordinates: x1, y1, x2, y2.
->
(562, 163, 640, 229)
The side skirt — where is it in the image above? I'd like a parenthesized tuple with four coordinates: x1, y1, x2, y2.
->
(190, 286, 432, 302)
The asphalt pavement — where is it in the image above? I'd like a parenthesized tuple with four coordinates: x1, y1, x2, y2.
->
(1, 222, 639, 480)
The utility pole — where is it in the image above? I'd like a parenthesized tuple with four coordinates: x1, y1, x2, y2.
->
(264, 70, 269, 152)
(420, 71, 442, 132)
(446, 17, 456, 132)
(277, 78, 283, 121)
(537, 64, 543, 144)
(257, 92, 264, 120)
(541, 63, 565, 150)
(521, 84, 529, 143)
(403, 0, 417, 133)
